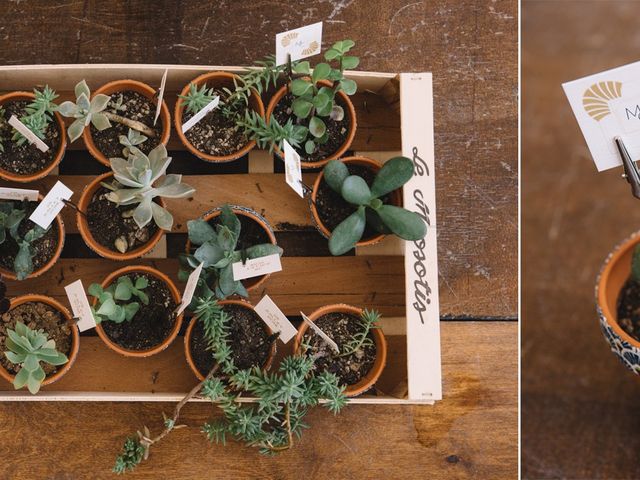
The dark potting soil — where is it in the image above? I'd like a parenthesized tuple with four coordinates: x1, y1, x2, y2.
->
(0, 301, 72, 376)
(302, 312, 377, 388)
(86, 186, 159, 254)
(616, 278, 640, 341)
(272, 92, 350, 163)
(316, 164, 390, 241)
(0, 200, 59, 274)
(0, 100, 61, 175)
(182, 88, 250, 157)
(189, 303, 273, 377)
(89, 91, 162, 158)
(101, 273, 177, 351)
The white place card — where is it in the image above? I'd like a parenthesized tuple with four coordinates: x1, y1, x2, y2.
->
(154, 68, 168, 125)
(176, 263, 203, 315)
(283, 139, 304, 198)
(275, 21, 323, 66)
(254, 295, 297, 343)
(300, 311, 339, 353)
(563, 61, 640, 171)
(181, 96, 219, 133)
(232, 253, 282, 281)
(0, 187, 39, 201)
(64, 279, 96, 332)
(28, 181, 72, 229)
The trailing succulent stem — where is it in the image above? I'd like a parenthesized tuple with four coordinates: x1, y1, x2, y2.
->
(236, 110, 306, 153)
(339, 309, 380, 357)
(88, 275, 149, 324)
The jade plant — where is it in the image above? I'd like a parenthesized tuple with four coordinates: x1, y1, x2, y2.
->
(322, 156, 427, 255)
(4, 321, 68, 394)
(113, 292, 346, 473)
(178, 205, 282, 299)
(88, 275, 149, 324)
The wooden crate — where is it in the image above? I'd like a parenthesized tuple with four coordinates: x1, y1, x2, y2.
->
(0, 65, 440, 404)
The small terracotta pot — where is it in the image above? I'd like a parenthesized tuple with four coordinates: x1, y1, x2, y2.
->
(309, 156, 402, 248)
(174, 72, 265, 163)
(185, 205, 278, 293)
(0, 294, 79, 390)
(0, 195, 65, 281)
(83, 79, 171, 166)
(266, 80, 357, 169)
(184, 298, 276, 381)
(293, 303, 387, 397)
(93, 265, 184, 358)
(77, 172, 166, 261)
(0, 91, 67, 182)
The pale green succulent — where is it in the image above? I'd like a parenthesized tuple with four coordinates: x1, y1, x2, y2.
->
(119, 128, 147, 157)
(4, 321, 68, 394)
(57, 80, 111, 142)
(89, 275, 149, 324)
(102, 143, 196, 231)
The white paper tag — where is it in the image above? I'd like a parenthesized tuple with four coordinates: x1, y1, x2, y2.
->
(254, 295, 297, 343)
(275, 21, 323, 66)
(28, 181, 72, 229)
(154, 68, 168, 126)
(8, 115, 49, 152)
(176, 263, 204, 315)
(0, 187, 39, 201)
(64, 279, 96, 332)
(300, 311, 339, 353)
(181, 96, 220, 133)
(283, 139, 304, 198)
(232, 253, 282, 281)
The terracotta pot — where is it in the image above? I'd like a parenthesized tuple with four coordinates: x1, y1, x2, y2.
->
(0, 91, 67, 182)
(293, 303, 387, 397)
(266, 80, 357, 169)
(0, 294, 79, 390)
(93, 265, 184, 358)
(185, 205, 278, 293)
(0, 194, 65, 281)
(77, 172, 166, 261)
(184, 298, 276, 381)
(83, 79, 171, 166)
(174, 72, 265, 163)
(309, 156, 402, 248)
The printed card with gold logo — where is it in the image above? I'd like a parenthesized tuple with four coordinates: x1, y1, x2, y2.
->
(275, 22, 322, 66)
(563, 61, 640, 171)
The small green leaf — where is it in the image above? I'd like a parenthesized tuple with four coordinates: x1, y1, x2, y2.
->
(324, 48, 340, 61)
(88, 283, 103, 298)
(312, 63, 331, 83)
(339, 78, 357, 95)
(292, 98, 313, 119)
(370, 156, 414, 198)
(291, 79, 313, 97)
(309, 117, 326, 138)
(341, 175, 371, 205)
(135, 276, 148, 290)
(293, 61, 311, 74)
(13, 367, 29, 390)
(187, 219, 217, 245)
(323, 160, 350, 193)
(341, 56, 359, 69)
(23, 354, 40, 373)
(328, 207, 366, 256)
(376, 205, 426, 240)
(304, 140, 316, 154)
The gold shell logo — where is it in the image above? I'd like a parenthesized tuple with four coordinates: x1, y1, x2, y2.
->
(583, 81, 623, 121)
(301, 41, 319, 56)
(281, 32, 298, 47)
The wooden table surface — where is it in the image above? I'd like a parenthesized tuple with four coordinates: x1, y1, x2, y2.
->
(0, 1, 517, 478)
(523, 1, 640, 478)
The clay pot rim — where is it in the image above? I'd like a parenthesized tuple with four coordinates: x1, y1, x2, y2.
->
(174, 72, 265, 163)
(184, 298, 277, 381)
(0, 194, 65, 281)
(292, 303, 387, 397)
(265, 80, 357, 169)
(0, 294, 80, 388)
(93, 265, 184, 358)
(0, 91, 67, 182)
(82, 79, 171, 167)
(76, 171, 166, 261)
(309, 156, 402, 248)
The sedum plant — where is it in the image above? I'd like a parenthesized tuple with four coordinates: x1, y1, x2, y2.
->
(4, 321, 68, 394)
(339, 309, 380, 357)
(178, 205, 282, 299)
(88, 275, 149, 324)
(322, 157, 427, 256)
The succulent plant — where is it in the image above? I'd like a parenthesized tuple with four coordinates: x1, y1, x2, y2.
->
(322, 157, 426, 255)
(119, 128, 147, 157)
(0, 202, 25, 245)
(179, 83, 217, 115)
(178, 205, 282, 299)
(88, 275, 149, 324)
(57, 80, 112, 142)
(236, 110, 307, 153)
(339, 309, 380, 357)
(4, 321, 68, 394)
(102, 143, 196, 231)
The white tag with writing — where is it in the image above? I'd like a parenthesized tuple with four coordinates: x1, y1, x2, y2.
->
(254, 295, 297, 343)
(181, 96, 220, 133)
(154, 68, 168, 125)
(0, 187, 39, 201)
(64, 279, 96, 332)
(300, 311, 339, 353)
(283, 140, 304, 198)
(232, 253, 282, 281)
(28, 181, 72, 229)
(176, 263, 203, 315)
(275, 22, 323, 66)
(8, 115, 49, 152)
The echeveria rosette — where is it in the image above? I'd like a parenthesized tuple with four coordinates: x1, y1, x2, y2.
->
(323, 157, 427, 256)
(57, 80, 112, 142)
